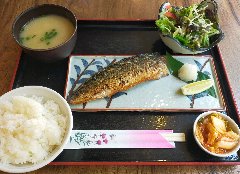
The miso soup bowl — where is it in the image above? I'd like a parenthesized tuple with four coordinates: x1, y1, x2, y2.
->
(12, 4, 77, 62)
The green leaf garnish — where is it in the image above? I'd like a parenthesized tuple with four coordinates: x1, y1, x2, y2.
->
(20, 28, 24, 33)
(165, 52, 184, 77)
(40, 29, 57, 45)
(19, 37, 24, 44)
(197, 71, 217, 98)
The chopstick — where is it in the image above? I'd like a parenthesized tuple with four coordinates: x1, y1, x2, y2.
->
(161, 133, 186, 142)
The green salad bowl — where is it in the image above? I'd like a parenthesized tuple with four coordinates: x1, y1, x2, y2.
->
(157, 0, 224, 54)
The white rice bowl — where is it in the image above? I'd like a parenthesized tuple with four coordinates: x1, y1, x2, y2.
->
(0, 86, 73, 173)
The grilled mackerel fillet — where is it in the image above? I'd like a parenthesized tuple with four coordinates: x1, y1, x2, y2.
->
(69, 53, 169, 104)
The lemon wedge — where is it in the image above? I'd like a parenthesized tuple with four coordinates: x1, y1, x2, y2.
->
(181, 79, 214, 95)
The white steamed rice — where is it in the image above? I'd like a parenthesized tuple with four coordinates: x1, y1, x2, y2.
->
(0, 95, 66, 164)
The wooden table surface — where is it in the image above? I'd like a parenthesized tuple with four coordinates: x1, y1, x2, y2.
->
(0, 0, 240, 173)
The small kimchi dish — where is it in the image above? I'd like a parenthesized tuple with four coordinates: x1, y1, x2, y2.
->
(193, 111, 240, 157)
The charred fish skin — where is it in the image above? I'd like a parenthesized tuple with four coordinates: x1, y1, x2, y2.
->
(69, 53, 169, 104)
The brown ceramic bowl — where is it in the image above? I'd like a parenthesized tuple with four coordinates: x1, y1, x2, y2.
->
(12, 4, 77, 62)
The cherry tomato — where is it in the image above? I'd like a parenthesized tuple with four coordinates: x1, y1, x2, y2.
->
(165, 4, 171, 10)
(164, 12, 176, 19)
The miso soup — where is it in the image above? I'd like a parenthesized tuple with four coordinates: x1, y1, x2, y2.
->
(19, 15, 75, 49)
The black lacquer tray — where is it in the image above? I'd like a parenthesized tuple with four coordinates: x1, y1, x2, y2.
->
(11, 20, 240, 165)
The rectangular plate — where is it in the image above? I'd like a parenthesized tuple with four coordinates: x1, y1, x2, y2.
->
(11, 20, 240, 165)
(65, 55, 224, 111)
